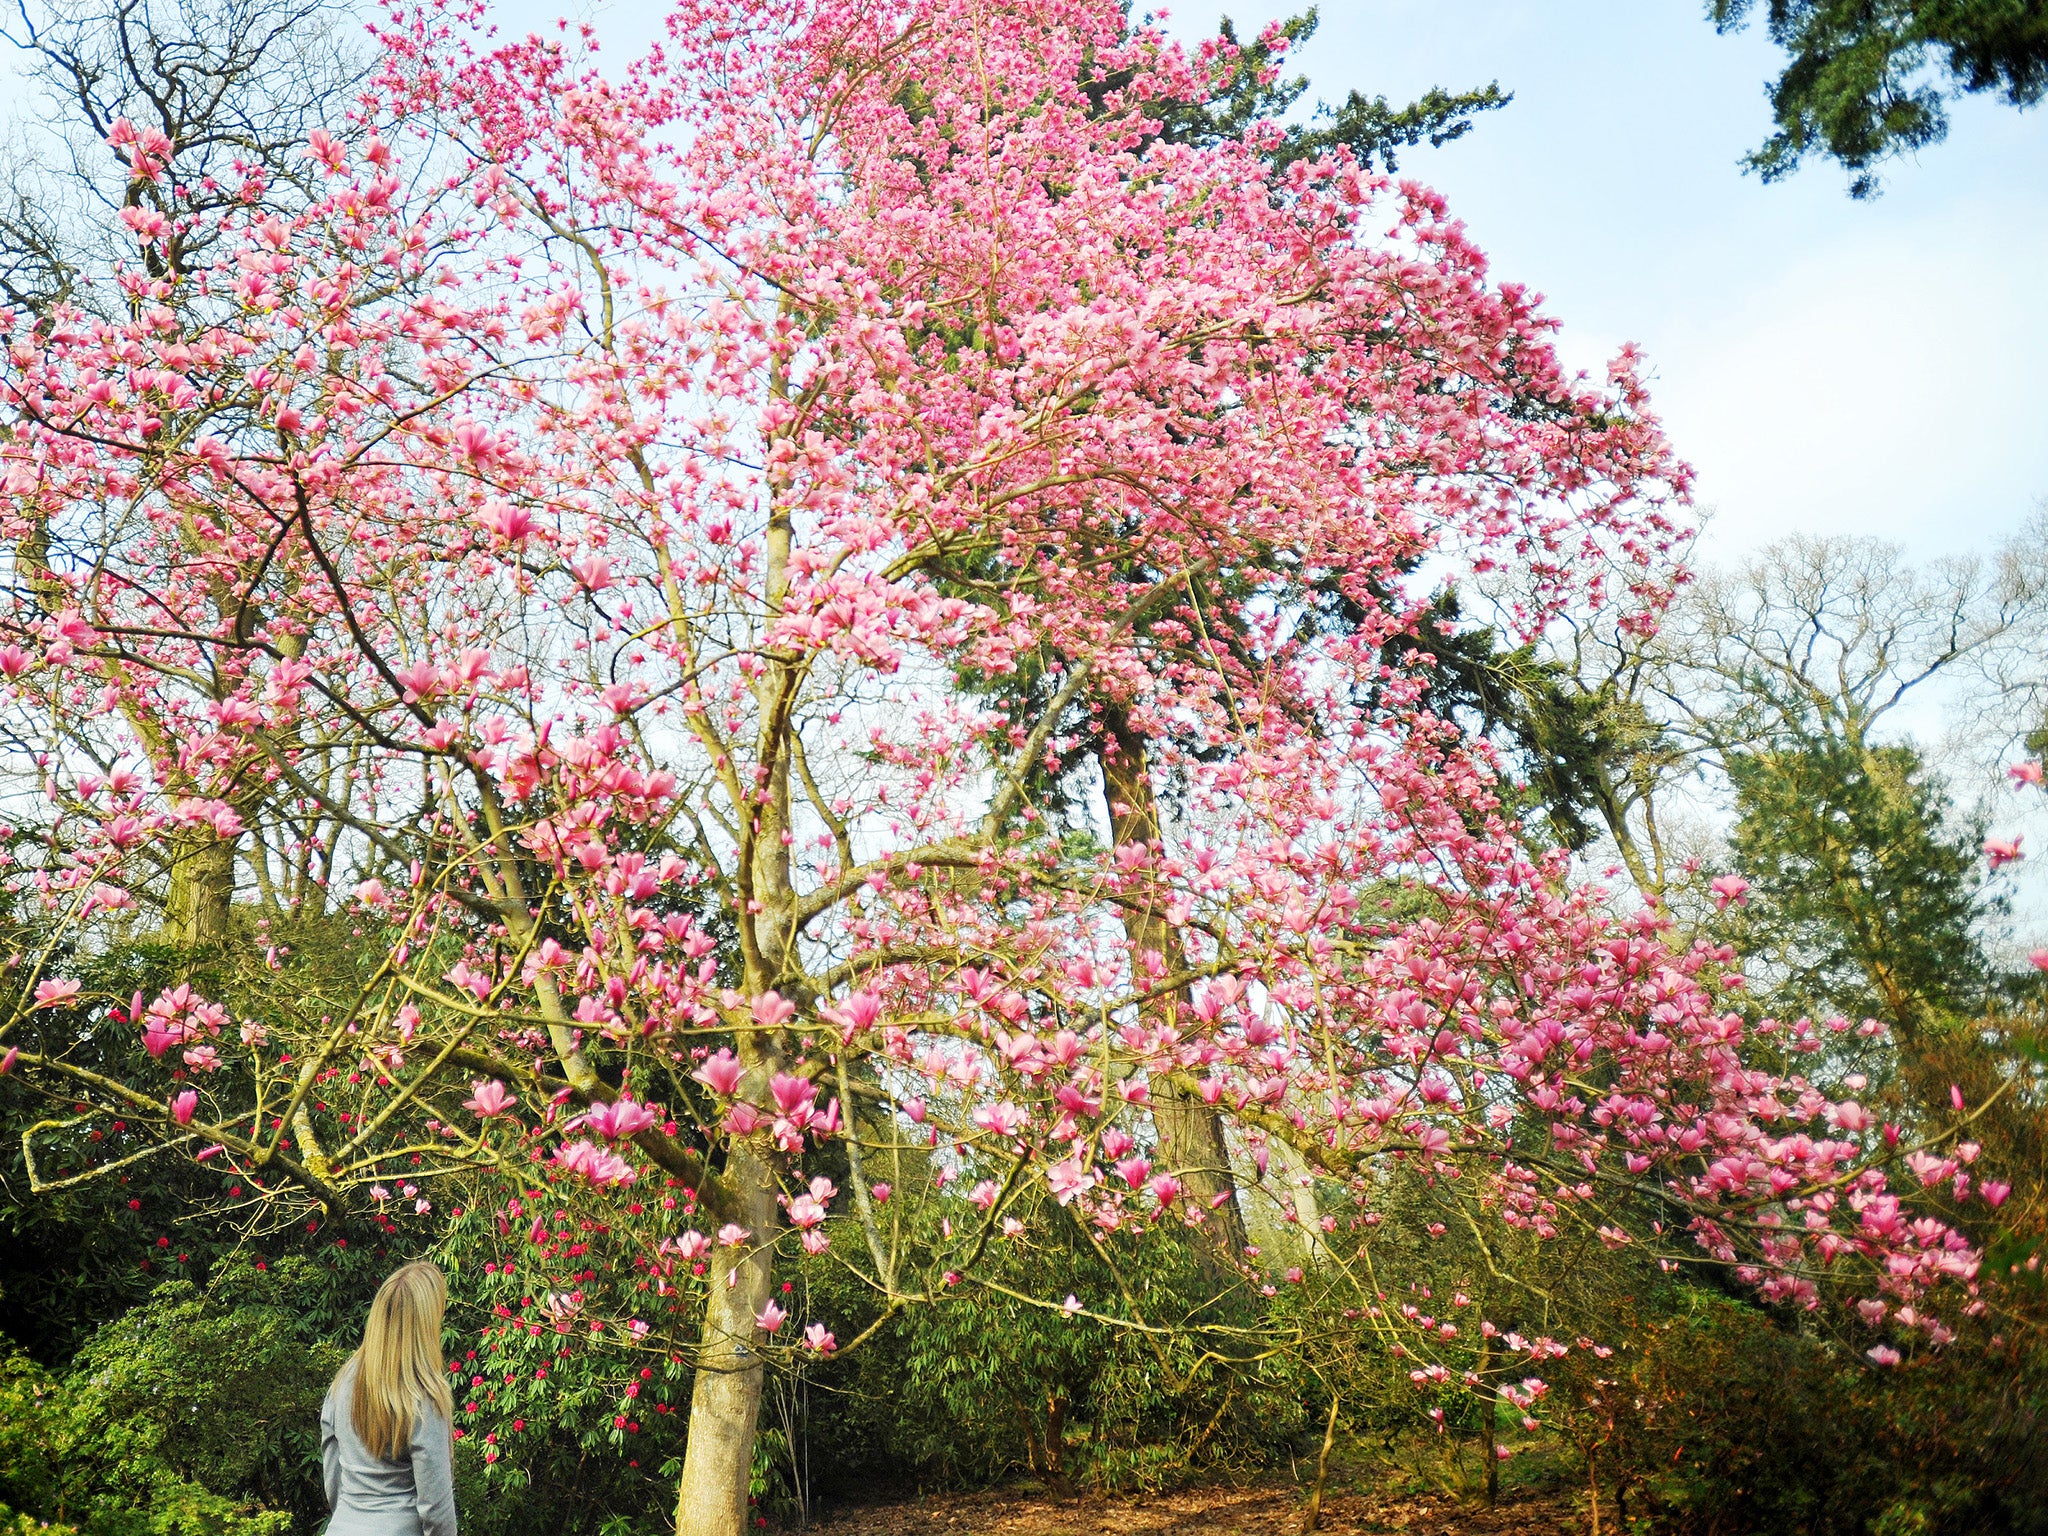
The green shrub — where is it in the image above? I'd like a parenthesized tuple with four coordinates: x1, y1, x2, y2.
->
(0, 1348, 290, 1536)
(1553, 1286, 2048, 1536)
(801, 1202, 1311, 1497)
(68, 1274, 344, 1522)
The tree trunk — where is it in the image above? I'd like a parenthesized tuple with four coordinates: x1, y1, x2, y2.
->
(1042, 1392, 1069, 1494)
(1299, 1391, 1340, 1533)
(1481, 1367, 1499, 1506)
(676, 488, 803, 1536)
(164, 829, 237, 948)
(674, 1140, 780, 1536)
(1097, 710, 1246, 1263)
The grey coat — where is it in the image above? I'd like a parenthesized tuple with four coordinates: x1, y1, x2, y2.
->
(319, 1360, 459, 1536)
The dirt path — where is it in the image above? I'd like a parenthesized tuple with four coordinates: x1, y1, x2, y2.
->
(810, 1482, 1580, 1536)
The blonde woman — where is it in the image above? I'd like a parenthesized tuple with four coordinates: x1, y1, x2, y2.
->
(320, 1261, 460, 1536)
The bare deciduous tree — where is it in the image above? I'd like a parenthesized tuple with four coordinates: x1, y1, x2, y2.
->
(1, 0, 368, 311)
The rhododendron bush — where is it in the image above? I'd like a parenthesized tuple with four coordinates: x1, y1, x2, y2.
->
(0, 0, 1993, 1530)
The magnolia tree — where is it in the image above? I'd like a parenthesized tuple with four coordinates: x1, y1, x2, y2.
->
(0, 0, 1996, 1530)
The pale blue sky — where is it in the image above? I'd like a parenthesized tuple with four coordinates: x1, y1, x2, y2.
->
(492, 0, 2047, 563)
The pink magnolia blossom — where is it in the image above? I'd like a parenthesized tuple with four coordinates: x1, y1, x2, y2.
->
(1831, 1101, 1875, 1133)
(32, 979, 79, 1009)
(970, 1102, 1027, 1138)
(724, 1103, 763, 1137)
(474, 501, 534, 546)
(587, 1095, 658, 1139)
(786, 1193, 828, 1230)
(1709, 874, 1749, 909)
(751, 991, 796, 1028)
(767, 1073, 815, 1119)
(693, 1051, 745, 1097)
(819, 991, 882, 1042)
(465, 1079, 518, 1118)
(1045, 1159, 1095, 1206)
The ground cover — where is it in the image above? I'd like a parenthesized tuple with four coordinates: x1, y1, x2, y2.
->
(812, 1482, 1578, 1536)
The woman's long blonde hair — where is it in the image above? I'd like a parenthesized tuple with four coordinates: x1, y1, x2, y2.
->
(346, 1260, 455, 1460)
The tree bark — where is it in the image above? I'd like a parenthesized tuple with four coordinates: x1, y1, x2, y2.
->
(1480, 1338, 1499, 1507)
(1042, 1392, 1069, 1494)
(1299, 1391, 1340, 1534)
(164, 828, 237, 948)
(674, 1139, 780, 1536)
(1097, 709, 1246, 1264)
(674, 480, 802, 1536)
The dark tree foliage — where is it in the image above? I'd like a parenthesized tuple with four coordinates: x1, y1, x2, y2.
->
(1144, 9, 1510, 170)
(1711, 0, 2048, 196)
(1383, 590, 1655, 854)
(1720, 731, 1997, 1032)
(1303, 571, 1667, 857)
